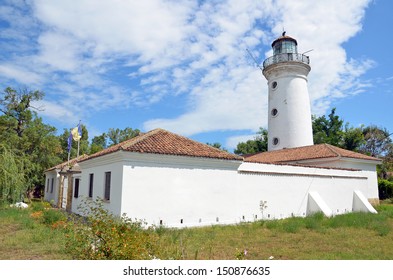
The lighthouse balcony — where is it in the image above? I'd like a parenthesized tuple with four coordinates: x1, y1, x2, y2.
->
(263, 53, 310, 69)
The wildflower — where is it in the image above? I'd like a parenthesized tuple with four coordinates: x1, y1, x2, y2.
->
(268, 256, 274, 260)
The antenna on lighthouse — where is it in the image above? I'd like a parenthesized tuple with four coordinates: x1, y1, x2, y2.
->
(302, 49, 314, 55)
(246, 48, 263, 71)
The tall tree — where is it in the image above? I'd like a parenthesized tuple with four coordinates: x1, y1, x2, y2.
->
(90, 133, 107, 154)
(234, 128, 268, 155)
(107, 127, 140, 146)
(0, 144, 26, 203)
(0, 87, 44, 137)
(359, 125, 392, 157)
(312, 108, 344, 147)
(0, 87, 62, 200)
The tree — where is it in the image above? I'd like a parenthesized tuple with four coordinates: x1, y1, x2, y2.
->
(359, 125, 392, 157)
(206, 142, 228, 152)
(0, 87, 44, 137)
(312, 108, 344, 147)
(90, 133, 107, 154)
(0, 144, 26, 204)
(0, 87, 62, 199)
(107, 127, 140, 146)
(342, 124, 365, 151)
(234, 128, 268, 155)
(59, 124, 89, 161)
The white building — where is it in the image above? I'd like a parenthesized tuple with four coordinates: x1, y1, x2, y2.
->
(44, 128, 380, 228)
(44, 34, 381, 228)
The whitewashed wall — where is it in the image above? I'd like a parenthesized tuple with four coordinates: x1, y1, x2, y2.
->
(296, 158, 379, 200)
(120, 154, 372, 228)
(44, 170, 59, 205)
(120, 153, 241, 228)
(73, 151, 378, 228)
(75, 153, 124, 215)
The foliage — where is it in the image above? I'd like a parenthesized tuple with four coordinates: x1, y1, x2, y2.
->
(0, 144, 26, 204)
(378, 178, 393, 199)
(0, 87, 44, 137)
(234, 128, 268, 155)
(313, 108, 344, 147)
(65, 199, 159, 260)
(107, 127, 140, 146)
(206, 142, 228, 152)
(0, 87, 62, 197)
(90, 133, 107, 154)
(59, 124, 89, 161)
(359, 125, 392, 157)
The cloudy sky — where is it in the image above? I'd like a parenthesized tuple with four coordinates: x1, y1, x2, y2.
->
(0, 0, 392, 150)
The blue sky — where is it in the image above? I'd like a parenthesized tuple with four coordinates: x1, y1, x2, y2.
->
(0, 0, 391, 151)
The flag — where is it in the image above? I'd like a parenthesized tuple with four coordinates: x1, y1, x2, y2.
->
(67, 132, 72, 152)
(71, 125, 81, 141)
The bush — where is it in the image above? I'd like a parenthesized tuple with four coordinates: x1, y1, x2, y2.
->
(378, 179, 393, 199)
(65, 199, 159, 260)
(42, 209, 67, 226)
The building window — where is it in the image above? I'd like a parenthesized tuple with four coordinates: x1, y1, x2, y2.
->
(46, 178, 49, 192)
(74, 178, 80, 198)
(104, 172, 111, 201)
(88, 173, 94, 198)
(271, 81, 278, 90)
(50, 178, 54, 193)
(272, 137, 279, 146)
(271, 108, 278, 117)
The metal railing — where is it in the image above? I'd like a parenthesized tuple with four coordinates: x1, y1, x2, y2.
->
(263, 53, 310, 69)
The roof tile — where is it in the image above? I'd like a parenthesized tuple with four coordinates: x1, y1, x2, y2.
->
(82, 128, 243, 162)
(245, 143, 381, 164)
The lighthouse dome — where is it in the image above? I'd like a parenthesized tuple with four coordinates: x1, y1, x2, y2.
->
(272, 32, 298, 55)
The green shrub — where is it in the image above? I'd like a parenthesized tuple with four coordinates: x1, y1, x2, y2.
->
(42, 209, 66, 225)
(65, 199, 159, 260)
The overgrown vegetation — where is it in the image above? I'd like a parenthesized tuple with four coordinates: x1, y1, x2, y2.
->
(65, 199, 159, 260)
(1, 200, 393, 260)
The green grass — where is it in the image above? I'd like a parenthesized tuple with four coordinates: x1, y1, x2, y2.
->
(1, 202, 393, 260)
(0, 203, 70, 260)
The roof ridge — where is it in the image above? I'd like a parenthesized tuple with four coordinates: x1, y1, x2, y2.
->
(324, 143, 341, 158)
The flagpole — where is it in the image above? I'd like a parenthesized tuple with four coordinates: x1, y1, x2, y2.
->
(77, 120, 81, 158)
(77, 139, 80, 158)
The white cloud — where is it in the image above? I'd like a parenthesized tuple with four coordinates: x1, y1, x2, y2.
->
(0, 64, 42, 85)
(226, 134, 257, 150)
(0, 0, 374, 144)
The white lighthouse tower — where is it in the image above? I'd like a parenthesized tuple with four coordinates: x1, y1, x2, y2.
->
(262, 32, 314, 151)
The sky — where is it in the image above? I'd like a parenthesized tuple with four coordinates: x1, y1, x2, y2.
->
(0, 0, 392, 151)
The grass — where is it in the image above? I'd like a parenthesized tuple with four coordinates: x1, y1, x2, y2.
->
(0, 203, 70, 260)
(1, 201, 393, 260)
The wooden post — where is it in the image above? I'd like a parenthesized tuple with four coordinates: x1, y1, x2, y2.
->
(57, 174, 64, 208)
(66, 172, 73, 213)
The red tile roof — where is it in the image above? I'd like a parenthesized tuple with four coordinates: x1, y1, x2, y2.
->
(81, 128, 243, 162)
(45, 154, 88, 172)
(244, 144, 381, 164)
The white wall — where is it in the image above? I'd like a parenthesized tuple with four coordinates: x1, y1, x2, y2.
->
(73, 151, 377, 228)
(295, 158, 379, 200)
(120, 152, 241, 227)
(76, 154, 124, 215)
(120, 154, 371, 228)
(44, 170, 59, 205)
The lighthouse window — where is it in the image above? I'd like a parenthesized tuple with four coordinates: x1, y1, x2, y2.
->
(271, 81, 278, 90)
(272, 137, 279, 146)
(271, 108, 278, 117)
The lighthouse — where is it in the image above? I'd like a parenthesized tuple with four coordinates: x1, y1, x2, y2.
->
(262, 32, 314, 151)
